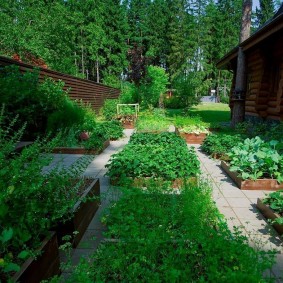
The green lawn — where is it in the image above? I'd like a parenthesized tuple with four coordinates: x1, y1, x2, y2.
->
(190, 103, 230, 124)
(166, 103, 231, 125)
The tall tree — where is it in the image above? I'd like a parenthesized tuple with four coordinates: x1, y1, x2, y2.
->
(256, 0, 275, 26)
(231, 0, 252, 127)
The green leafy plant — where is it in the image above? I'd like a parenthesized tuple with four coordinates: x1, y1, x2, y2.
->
(101, 99, 119, 120)
(0, 113, 92, 281)
(263, 190, 283, 225)
(106, 133, 200, 184)
(96, 121, 123, 140)
(201, 133, 243, 159)
(228, 137, 283, 182)
(0, 65, 74, 138)
(49, 184, 275, 282)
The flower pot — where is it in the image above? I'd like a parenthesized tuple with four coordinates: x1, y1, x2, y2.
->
(12, 231, 60, 283)
(52, 140, 110, 154)
(55, 178, 100, 248)
(221, 161, 283, 190)
(256, 198, 283, 235)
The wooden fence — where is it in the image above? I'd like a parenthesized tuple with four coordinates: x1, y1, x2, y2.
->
(0, 56, 120, 112)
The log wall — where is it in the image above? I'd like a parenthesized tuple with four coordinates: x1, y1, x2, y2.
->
(0, 56, 120, 113)
(230, 32, 283, 121)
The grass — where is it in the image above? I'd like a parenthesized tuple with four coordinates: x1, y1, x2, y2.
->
(165, 103, 230, 127)
(190, 103, 230, 124)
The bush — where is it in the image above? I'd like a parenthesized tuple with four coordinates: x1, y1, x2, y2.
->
(97, 121, 123, 140)
(47, 100, 87, 132)
(0, 114, 91, 280)
(139, 65, 169, 108)
(0, 65, 70, 138)
(101, 99, 119, 120)
(120, 82, 137, 104)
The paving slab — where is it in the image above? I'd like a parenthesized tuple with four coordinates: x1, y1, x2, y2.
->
(193, 145, 283, 279)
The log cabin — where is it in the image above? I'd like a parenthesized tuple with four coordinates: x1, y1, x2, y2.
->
(217, 5, 283, 122)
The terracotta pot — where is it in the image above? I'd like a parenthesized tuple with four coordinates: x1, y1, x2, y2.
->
(12, 232, 60, 283)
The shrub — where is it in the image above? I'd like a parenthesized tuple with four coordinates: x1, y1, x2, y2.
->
(47, 100, 86, 132)
(0, 65, 70, 138)
(0, 114, 91, 280)
(101, 99, 119, 120)
(139, 65, 169, 108)
(97, 121, 123, 140)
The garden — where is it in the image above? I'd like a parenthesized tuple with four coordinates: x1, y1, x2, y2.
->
(0, 64, 282, 282)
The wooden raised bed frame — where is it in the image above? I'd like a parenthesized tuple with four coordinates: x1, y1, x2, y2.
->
(221, 161, 283, 190)
(257, 198, 283, 235)
(56, 178, 100, 248)
(179, 133, 207, 144)
(52, 140, 110, 154)
(12, 231, 60, 283)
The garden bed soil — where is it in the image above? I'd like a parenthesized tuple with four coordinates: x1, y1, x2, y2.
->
(52, 140, 110, 154)
(221, 161, 283, 190)
(12, 231, 60, 283)
(55, 178, 100, 248)
(179, 133, 207, 144)
(256, 198, 283, 235)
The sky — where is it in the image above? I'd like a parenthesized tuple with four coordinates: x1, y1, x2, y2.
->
(253, 0, 260, 10)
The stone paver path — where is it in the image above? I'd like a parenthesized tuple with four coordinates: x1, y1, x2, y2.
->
(46, 132, 282, 281)
(194, 145, 283, 281)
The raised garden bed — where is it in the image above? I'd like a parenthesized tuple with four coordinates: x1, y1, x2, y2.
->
(12, 231, 60, 283)
(221, 161, 283, 190)
(55, 178, 100, 247)
(110, 176, 198, 189)
(122, 121, 135, 129)
(256, 198, 283, 235)
(52, 140, 110, 154)
(180, 132, 207, 144)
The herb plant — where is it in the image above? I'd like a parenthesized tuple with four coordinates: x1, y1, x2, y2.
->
(0, 114, 92, 281)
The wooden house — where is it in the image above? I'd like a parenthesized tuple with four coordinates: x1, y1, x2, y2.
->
(217, 5, 283, 122)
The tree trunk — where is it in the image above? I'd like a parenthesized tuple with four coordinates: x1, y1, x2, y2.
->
(231, 0, 252, 127)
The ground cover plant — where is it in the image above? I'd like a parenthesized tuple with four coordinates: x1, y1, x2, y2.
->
(50, 184, 275, 282)
(201, 133, 244, 159)
(0, 114, 93, 281)
(262, 190, 283, 224)
(105, 132, 200, 185)
(228, 137, 283, 182)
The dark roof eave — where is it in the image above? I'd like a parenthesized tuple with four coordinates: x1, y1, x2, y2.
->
(217, 12, 283, 70)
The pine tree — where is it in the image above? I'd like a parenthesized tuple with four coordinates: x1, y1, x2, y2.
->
(256, 0, 275, 26)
